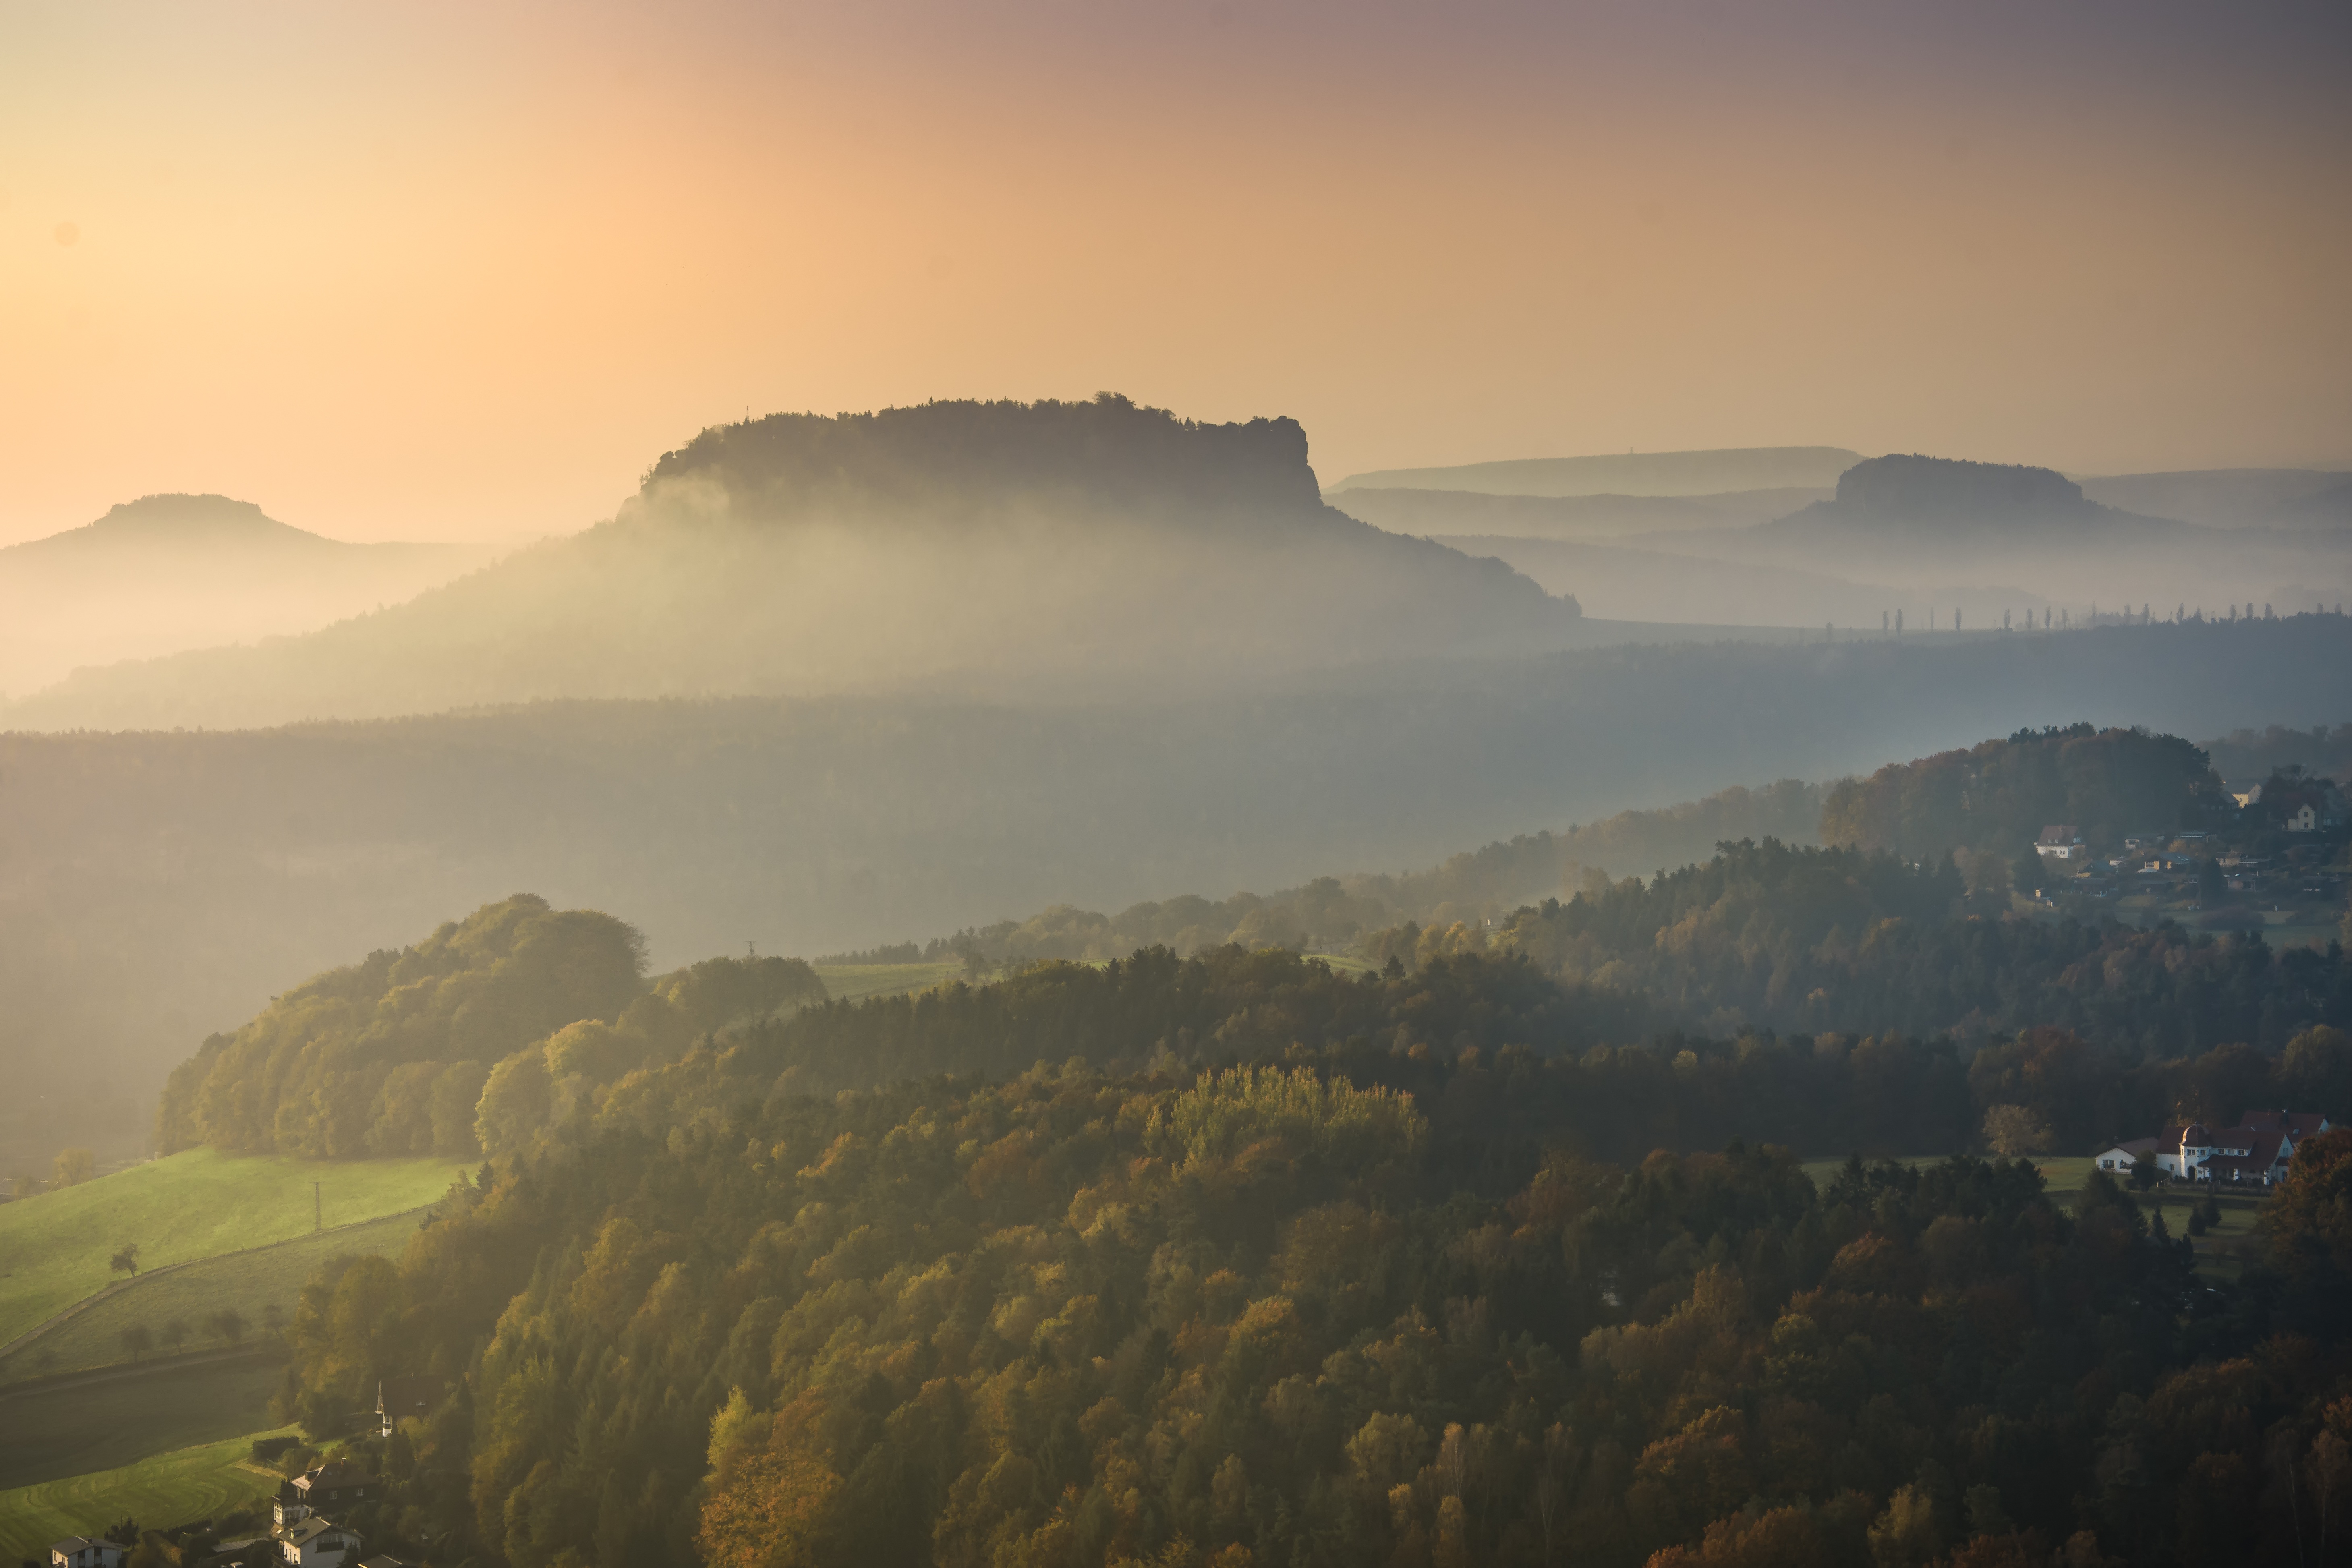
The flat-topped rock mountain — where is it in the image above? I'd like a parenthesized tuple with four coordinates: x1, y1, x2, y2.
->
(2, 396, 1581, 731)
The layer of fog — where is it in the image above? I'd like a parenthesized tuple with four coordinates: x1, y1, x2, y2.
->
(1332, 462, 2352, 630)
(0, 495, 497, 698)
(0, 476, 1580, 732)
(8, 617, 2350, 1163)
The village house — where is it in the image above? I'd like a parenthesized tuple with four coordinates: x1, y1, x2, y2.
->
(2035, 825, 2086, 862)
(279, 1460, 376, 1524)
(2094, 1110, 2331, 1186)
(280, 1516, 364, 1568)
(49, 1538, 128, 1568)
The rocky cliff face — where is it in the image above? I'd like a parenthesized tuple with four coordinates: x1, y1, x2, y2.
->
(638, 394, 1324, 526)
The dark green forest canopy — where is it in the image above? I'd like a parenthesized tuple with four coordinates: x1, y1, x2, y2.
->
(273, 1056, 2352, 1568)
(1818, 725, 2228, 859)
(162, 842, 2352, 1163)
(1489, 839, 2352, 1056)
(154, 895, 823, 1159)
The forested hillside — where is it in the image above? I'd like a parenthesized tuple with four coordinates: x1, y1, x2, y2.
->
(266, 1035, 2352, 1567)
(153, 896, 823, 1159)
(12, 634, 2349, 1165)
(852, 779, 1825, 968)
(1819, 725, 2224, 859)
(1484, 839, 2350, 1056)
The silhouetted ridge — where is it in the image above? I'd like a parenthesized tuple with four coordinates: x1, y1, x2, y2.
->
(642, 393, 1322, 522)
(59, 493, 329, 546)
(1832, 453, 2085, 519)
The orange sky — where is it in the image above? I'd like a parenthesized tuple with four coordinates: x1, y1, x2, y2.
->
(3, 0, 2348, 546)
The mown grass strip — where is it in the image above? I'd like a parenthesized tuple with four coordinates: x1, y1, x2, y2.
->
(0, 1427, 292, 1566)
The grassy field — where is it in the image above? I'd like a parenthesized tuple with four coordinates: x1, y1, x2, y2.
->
(0, 1147, 468, 1350)
(0, 1427, 290, 1564)
(0, 1351, 284, 1491)
(812, 950, 1378, 1005)
(812, 961, 966, 1003)
(0, 1208, 428, 1384)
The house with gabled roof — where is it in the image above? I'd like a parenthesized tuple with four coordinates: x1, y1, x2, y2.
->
(280, 1516, 363, 1568)
(2104, 1110, 2332, 1186)
(2035, 825, 2086, 862)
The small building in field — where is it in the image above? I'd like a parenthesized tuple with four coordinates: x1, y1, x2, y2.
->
(2288, 802, 2319, 832)
(2035, 826, 2086, 862)
(2095, 1140, 2155, 1175)
(50, 1539, 128, 1568)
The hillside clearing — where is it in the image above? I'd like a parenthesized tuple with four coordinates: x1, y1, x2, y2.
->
(0, 1428, 290, 1566)
(0, 1207, 429, 1384)
(0, 1148, 466, 1348)
(811, 960, 964, 1003)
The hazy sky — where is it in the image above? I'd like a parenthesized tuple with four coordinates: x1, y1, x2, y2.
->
(4, 0, 2348, 546)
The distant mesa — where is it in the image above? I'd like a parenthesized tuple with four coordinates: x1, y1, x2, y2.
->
(1826, 454, 2087, 522)
(0, 395, 1583, 731)
(17, 492, 337, 551)
(1330, 446, 1863, 499)
(642, 394, 1324, 522)
(1762, 453, 2176, 541)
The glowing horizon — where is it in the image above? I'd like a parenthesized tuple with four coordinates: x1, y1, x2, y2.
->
(4, 0, 2347, 546)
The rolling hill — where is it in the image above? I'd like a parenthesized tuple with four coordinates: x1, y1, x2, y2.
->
(0, 494, 493, 696)
(1329, 445, 1861, 497)
(2074, 466, 2352, 528)
(1324, 484, 1834, 541)
(0, 398, 1581, 731)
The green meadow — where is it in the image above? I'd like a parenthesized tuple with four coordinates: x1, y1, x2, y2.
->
(811, 951, 1375, 1007)
(0, 1352, 284, 1493)
(811, 960, 966, 1002)
(0, 1426, 290, 1564)
(1, 1208, 429, 1384)
(0, 1148, 467, 1350)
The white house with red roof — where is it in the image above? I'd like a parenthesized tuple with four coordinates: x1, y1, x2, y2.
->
(2094, 1110, 2331, 1186)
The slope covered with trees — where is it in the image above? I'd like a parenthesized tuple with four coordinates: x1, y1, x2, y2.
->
(266, 1032, 2352, 1568)
(1819, 725, 2226, 860)
(153, 896, 823, 1159)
